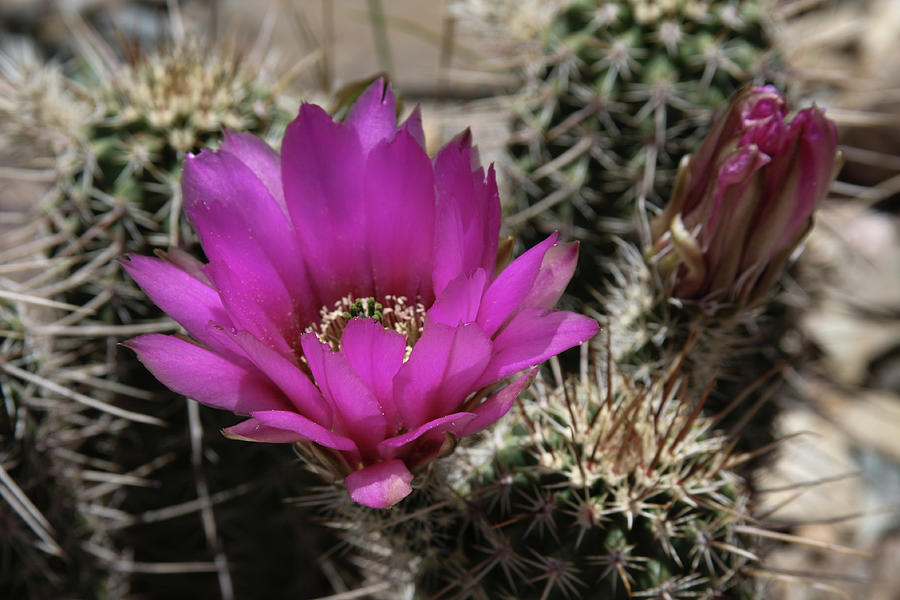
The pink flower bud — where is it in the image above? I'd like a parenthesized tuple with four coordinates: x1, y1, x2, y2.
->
(650, 86, 842, 307)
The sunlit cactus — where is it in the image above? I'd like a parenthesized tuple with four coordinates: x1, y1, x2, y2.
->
(316, 348, 764, 599)
(0, 3, 866, 597)
(64, 27, 290, 251)
(501, 0, 780, 288)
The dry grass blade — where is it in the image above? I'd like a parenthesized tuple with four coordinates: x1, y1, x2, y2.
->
(744, 567, 855, 600)
(0, 462, 63, 557)
(2, 363, 165, 426)
(83, 542, 222, 574)
(122, 482, 254, 527)
(734, 525, 872, 558)
(187, 400, 234, 600)
(311, 582, 393, 600)
(0, 289, 95, 313)
(30, 319, 178, 337)
(81, 452, 179, 502)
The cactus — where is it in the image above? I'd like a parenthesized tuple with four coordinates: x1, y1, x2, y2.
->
(0, 27, 330, 597)
(62, 27, 289, 252)
(503, 0, 780, 288)
(314, 348, 764, 599)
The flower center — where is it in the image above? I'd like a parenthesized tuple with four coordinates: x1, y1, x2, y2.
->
(306, 294, 426, 359)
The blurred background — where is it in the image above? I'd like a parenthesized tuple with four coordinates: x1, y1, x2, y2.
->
(1, 1, 898, 599)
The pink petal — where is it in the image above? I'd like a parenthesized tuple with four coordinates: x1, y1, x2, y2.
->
(339, 318, 406, 430)
(400, 106, 425, 149)
(120, 255, 235, 354)
(477, 233, 559, 337)
(300, 333, 387, 455)
(377, 412, 476, 460)
(457, 368, 536, 437)
(478, 309, 600, 386)
(281, 103, 372, 302)
(220, 130, 287, 215)
(427, 268, 487, 326)
(249, 410, 358, 451)
(223, 417, 309, 443)
(476, 164, 501, 275)
(155, 247, 210, 285)
(519, 242, 579, 310)
(223, 328, 333, 426)
(125, 334, 290, 413)
(183, 149, 319, 333)
(345, 459, 414, 508)
(778, 107, 838, 249)
(393, 321, 491, 429)
(431, 131, 500, 297)
(344, 78, 398, 154)
(204, 261, 294, 358)
(704, 145, 770, 241)
(363, 129, 436, 301)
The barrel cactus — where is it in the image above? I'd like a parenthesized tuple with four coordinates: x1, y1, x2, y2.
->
(315, 349, 763, 599)
(503, 0, 780, 286)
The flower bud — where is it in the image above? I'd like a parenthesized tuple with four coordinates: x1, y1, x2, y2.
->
(649, 86, 842, 307)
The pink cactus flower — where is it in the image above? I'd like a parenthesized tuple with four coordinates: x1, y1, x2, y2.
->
(649, 85, 842, 307)
(122, 80, 599, 509)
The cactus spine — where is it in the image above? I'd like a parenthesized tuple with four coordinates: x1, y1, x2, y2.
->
(315, 348, 763, 599)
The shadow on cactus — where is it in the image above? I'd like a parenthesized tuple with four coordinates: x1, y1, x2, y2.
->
(0, 18, 328, 598)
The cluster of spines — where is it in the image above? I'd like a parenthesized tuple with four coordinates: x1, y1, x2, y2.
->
(60, 31, 289, 252)
(322, 348, 761, 599)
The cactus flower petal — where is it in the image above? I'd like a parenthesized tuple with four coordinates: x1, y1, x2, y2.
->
(431, 132, 501, 297)
(477, 233, 559, 336)
(119, 255, 234, 353)
(428, 269, 488, 326)
(248, 410, 359, 452)
(479, 309, 602, 385)
(223, 418, 311, 444)
(124, 334, 289, 413)
(458, 368, 537, 437)
(377, 412, 477, 464)
(363, 128, 436, 301)
(125, 79, 599, 508)
(220, 130, 286, 211)
(345, 459, 414, 509)
(519, 241, 580, 310)
(281, 104, 370, 302)
(344, 78, 399, 153)
(393, 322, 492, 428)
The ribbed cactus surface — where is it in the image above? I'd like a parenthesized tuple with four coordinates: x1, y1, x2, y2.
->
(319, 352, 761, 599)
(506, 0, 777, 288)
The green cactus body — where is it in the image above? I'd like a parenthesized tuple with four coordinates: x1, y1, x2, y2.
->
(68, 37, 288, 253)
(319, 353, 762, 600)
(506, 0, 778, 289)
(593, 242, 786, 463)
